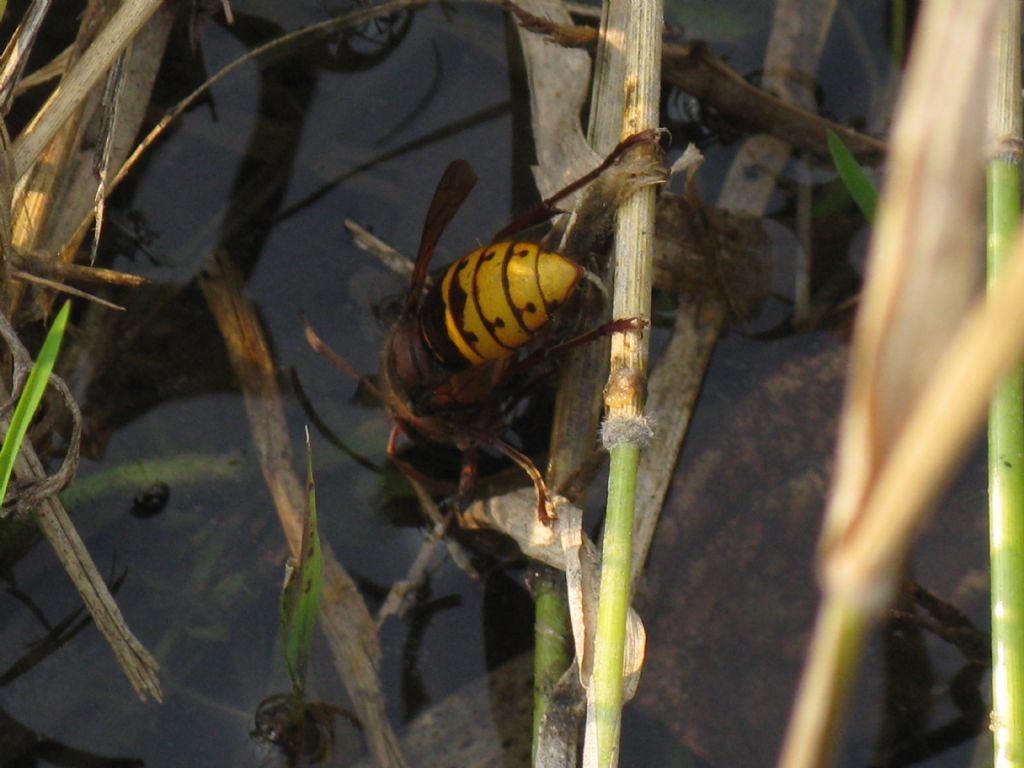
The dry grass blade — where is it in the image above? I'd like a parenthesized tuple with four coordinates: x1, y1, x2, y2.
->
(0, 0, 53, 112)
(12, 0, 163, 180)
(9, 2, 171, 320)
(10, 270, 125, 310)
(88, 47, 129, 265)
(511, 0, 600, 198)
(662, 41, 884, 160)
(11, 252, 146, 287)
(27, 483, 163, 700)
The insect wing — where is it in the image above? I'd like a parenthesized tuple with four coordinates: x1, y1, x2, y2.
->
(405, 159, 478, 315)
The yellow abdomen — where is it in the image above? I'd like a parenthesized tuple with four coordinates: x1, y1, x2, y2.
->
(419, 242, 584, 368)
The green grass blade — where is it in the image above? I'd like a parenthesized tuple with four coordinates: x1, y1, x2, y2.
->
(827, 128, 879, 224)
(280, 429, 324, 695)
(0, 301, 71, 504)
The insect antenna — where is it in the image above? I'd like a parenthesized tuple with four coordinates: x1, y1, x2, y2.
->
(289, 367, 384, 474)
(461, 425, 553, 525)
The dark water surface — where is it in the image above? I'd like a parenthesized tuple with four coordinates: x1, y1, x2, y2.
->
(0, 1, 991, 767)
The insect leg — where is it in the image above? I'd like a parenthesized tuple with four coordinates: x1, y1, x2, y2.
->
(475, 433, 553, 526)
(492, 129, 662, 240)
(386, 424, 403, 457)
(385, 424, 457, 497)
(505, 317, 648, 379)
(458, 444, 479, 499)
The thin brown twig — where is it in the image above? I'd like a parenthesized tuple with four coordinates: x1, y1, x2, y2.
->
(12, 251, 146, 286)
(663, 41, 885, 160)
(10, 270, 125, 311)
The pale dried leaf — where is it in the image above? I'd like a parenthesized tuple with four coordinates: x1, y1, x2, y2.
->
(462, 487, 561, 566)
(511, 0, 599, 199)
(464, 491, 646, 693)
(668, 142, 703, 181)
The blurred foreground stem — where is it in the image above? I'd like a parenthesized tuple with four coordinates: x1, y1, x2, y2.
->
(780, 1, 1000, 766)
(777, 592, 870, 768)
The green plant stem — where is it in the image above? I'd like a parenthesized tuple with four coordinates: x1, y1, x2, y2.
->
(532, 568, 573, 763)
(988, 1, 1024, 762)
(989, 157, 1024, 767)
(592, 442, 639, 766)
